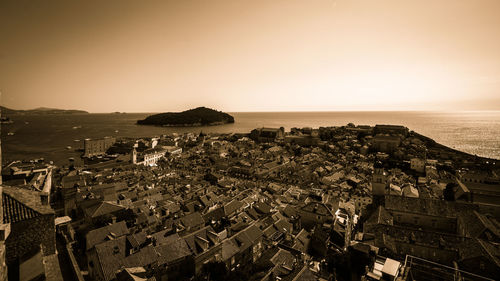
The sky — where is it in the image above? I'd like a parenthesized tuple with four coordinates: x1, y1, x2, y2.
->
(1, 0, 499, 113)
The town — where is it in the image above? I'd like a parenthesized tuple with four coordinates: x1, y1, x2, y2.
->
(1, 124, 499, 281)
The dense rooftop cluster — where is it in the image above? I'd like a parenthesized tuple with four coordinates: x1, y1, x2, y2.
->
(1, 123, 499, 281)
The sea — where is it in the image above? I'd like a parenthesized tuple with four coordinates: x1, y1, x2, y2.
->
(2, 111, 500, 167)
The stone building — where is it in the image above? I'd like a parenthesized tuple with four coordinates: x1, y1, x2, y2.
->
(374, 125, 408, 137)
(299, 202, 334, 231)
(2, 185, 59, 280)
(0, 186, 11, 281)
(371, 163, 388, 197)
(372, 135, 401, 153)
(250, 127, 285, 143)
(84, 137, 116, 157)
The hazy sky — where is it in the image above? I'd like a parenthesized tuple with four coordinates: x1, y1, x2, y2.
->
(1, 0, 500, 112)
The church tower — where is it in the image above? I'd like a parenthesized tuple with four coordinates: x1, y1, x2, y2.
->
(131, 148, 137, 164)
(372, 161, 388, 196)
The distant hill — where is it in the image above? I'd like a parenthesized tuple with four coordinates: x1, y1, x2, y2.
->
(0, 106, 88, 115)
(137, 107, 235, 126)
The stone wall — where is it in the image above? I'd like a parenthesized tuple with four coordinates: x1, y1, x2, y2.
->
(0, 241, 8, 281)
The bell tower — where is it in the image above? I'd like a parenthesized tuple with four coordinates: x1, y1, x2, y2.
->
(372, 161, 387, 196)
(131, 147, 137, 164)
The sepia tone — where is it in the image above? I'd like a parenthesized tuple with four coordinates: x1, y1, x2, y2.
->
(0, 1, 499, 281)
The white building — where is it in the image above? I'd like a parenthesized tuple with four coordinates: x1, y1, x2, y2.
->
(143, 148, 166, 166)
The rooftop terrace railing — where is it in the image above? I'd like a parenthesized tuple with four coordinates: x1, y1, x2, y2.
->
(403, 255, 494, 281)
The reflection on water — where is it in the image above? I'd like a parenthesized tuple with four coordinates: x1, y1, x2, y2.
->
(2, 111, 499, 165)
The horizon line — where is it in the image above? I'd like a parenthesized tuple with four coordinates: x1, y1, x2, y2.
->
(87, 109, 500, 114)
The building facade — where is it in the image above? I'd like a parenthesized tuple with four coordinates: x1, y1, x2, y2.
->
(84, 137, 116, 157)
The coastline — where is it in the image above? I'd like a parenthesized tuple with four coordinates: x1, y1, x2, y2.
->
(137, 121, 234, 127)
(2, 111, 499, 166)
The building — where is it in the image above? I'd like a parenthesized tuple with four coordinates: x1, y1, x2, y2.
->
(352, 194, 373, 213)
(132, 147, 168, 166)
(403, 254, 495, 281)
(299, 202, 334, 231)
(372, 163, 388, 197)
(0, 186, 11, 281)
(182, 226, 222, 275)
(365, 256, 401, 281)
(164, 145, 182, 155)
(250, 127, 285, 143)
(0, 121, 9, 281)
(384, 195, 459, 233)
(2, 162, 53, 193)
(374, 125, 408, 137)
(87, 236, 158, 281)
(84, 137, 116, 157)
(2, 186, 61, 280)
(143, 147, 166, 166)
(410, 158, 425, 173)
(372, 135, 401, 153)
(363, 194, 500, 277)
(228, 224, 264, 266)
(284, 135, 320, 147)
(285, 127, 321, 146)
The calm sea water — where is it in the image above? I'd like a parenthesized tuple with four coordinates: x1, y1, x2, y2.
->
(2, 111, 500, 166)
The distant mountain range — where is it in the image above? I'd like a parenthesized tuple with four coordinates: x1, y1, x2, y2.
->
(0, 106, 89, 115)
(137, 107, 235, 126)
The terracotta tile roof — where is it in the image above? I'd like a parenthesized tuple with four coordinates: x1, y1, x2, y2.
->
(125, 232, 148, 250)
(182, 226, 218, 256)
(123, 245, 157, 269)
(270, 248, 295, 269)
(224, 199, 243, 217)
(203, 206, 225, 222)
(292, 229, 311, 253)
(155, 236, 192, 265)
(86, 221, 129, 250)
(2, 186, 53, 223)
(85, 201, 125, 218)
(384, 195, 472, 218)
(300, 202, 333, 216)
(151, 230, 178, 246)
(221, 239, 239, 261)
(95, 236, 128, 281)
(232, 224, 263, 252)
(179, 212, 204, 229)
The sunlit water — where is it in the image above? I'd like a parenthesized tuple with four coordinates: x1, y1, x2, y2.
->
(2, 111, 499, 166)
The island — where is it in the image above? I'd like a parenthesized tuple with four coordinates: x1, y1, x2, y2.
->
(0, 106, 88, 115)
(137, 107, 234, 126)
